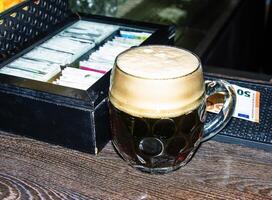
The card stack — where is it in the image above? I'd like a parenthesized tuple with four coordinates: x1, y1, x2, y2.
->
(0, 58, 61, 82)
(79, 30, 151, 75)
(0, 20, 151, 88)
(53, 67, 103, 90)
(53, 30, 151, 90)
(0, 20, 119, 82)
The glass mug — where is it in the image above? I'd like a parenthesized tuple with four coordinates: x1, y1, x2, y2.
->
(109, 45, 236, 174)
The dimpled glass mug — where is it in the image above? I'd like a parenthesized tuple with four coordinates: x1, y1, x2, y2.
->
(109, 45, 236, 174)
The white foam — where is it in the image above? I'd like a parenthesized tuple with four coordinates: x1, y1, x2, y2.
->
(110, 45, 204, 118)
(116, 46, 199, 79)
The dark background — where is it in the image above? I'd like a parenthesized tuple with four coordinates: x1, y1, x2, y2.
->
(70, 0, 272, 78)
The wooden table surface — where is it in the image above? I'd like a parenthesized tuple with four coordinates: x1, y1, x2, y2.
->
(0, 131, 271, 200)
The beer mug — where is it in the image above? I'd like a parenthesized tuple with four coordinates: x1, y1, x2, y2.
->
(109, 45, 236, 174)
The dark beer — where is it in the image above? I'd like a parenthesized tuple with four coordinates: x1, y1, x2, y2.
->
(109, 102, 205, 173)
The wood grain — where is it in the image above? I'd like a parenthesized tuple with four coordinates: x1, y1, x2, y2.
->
(0, 131, 271, 200)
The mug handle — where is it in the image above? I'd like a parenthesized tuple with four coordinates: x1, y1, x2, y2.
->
(201, 80, 236, 142)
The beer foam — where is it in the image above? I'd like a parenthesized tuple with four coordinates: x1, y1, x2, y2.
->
(116, 46, 199, 79)
(110, 45, 205, 118)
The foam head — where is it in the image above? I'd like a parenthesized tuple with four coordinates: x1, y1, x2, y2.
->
(109, 45, 205, 118)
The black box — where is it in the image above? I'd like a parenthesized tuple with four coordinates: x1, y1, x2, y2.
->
(0, 0, 174, 154)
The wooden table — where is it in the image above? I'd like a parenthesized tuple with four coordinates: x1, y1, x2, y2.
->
(0, 131, 271, 200)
